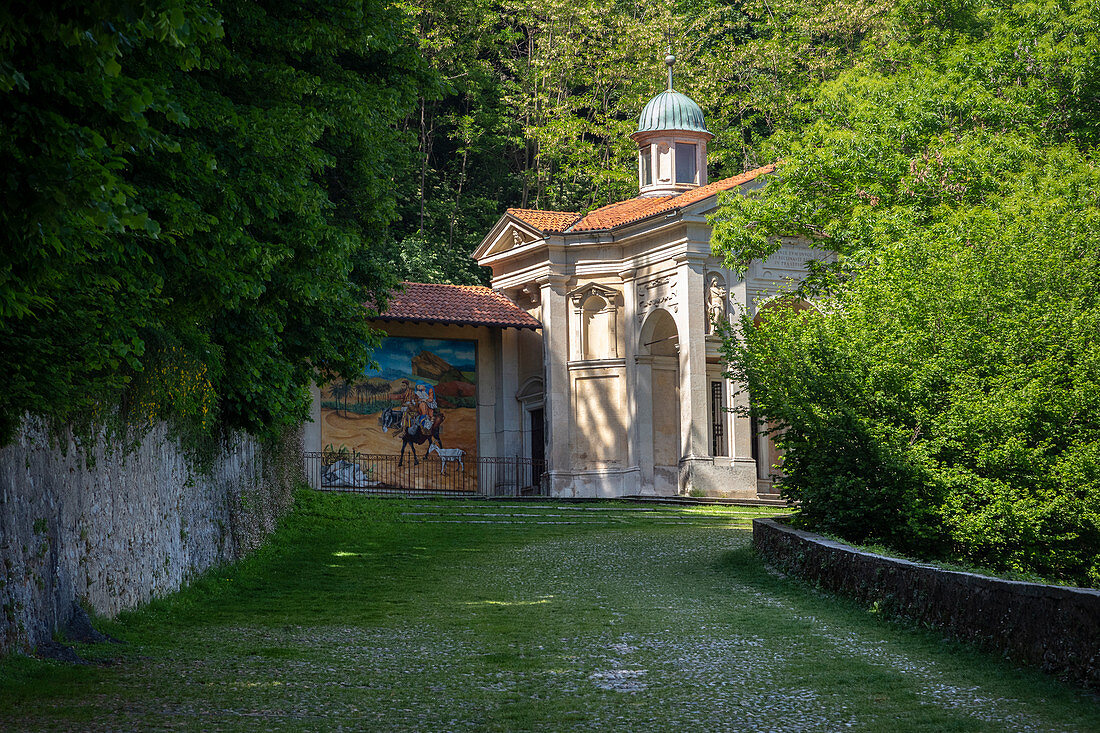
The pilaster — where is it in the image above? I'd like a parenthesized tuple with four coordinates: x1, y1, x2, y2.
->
(538, 274, 572, 492)
(498, 327, 522, 458)
(619, 268, 640, 475)
(728, 268, 755, 464)
(675, 254, 710, 465)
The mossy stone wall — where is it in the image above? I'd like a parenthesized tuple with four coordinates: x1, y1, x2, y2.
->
(0, 420, 301, 654)
(753, 517, 1100, 689)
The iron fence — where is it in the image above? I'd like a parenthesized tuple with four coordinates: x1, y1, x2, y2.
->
(304, 451, 546, 498)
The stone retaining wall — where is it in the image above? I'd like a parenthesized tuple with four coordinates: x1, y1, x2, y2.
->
(753, 517, 1100, 689)
(0, 420, 301, 655)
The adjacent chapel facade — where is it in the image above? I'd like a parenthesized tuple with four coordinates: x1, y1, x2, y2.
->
(472, 62, 827, 499)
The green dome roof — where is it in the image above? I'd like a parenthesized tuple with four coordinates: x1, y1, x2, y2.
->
(636, 90, 709, 135)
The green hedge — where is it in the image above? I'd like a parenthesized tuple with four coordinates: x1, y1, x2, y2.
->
(715, 1, 1100, 587)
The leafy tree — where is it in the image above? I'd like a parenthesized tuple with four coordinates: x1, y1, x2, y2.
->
(0, 0, 429, 445)
(715, 0, 1100, 585)
(386, 0, 899, 286)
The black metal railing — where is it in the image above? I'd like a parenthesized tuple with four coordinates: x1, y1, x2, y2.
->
(304, 451, 546, 498)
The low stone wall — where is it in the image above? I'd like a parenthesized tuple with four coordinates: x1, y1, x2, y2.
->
(753, 517, 1100, 689)
(0, 420, 301, 655)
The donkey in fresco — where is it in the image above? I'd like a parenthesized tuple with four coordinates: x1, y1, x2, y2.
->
(394, 412, 445, 467)
(378, 406, 403, 433)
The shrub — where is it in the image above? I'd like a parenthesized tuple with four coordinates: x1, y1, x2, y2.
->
(715, 2, 1100, 586)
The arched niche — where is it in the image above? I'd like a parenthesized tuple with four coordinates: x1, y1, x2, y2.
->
(705, 272, 727, 335)
(641, 307, 678, 356)
(752, 295, 816, 325)
(569, 283, 620, 361)
(638, 308, 681, 489)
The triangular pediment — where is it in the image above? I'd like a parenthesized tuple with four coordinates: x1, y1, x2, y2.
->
(568, 282, 620, 307)
(473, 215, 545, 262)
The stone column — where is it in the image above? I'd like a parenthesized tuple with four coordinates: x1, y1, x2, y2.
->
(476, 327, 499, 459)
(633, 355, 655, 494)
(727, 275, 755, 464)
(539, 274, 572, 495)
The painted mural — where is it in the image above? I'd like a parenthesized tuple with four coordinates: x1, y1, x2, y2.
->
(320, 337, 478, 492)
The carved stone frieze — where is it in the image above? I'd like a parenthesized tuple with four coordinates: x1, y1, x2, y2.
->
(636, 274, 678, 321)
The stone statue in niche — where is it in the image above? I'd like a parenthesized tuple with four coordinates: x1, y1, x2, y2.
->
(706, 274, 726, 334)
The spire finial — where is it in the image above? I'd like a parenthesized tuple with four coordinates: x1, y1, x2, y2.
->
(664, 47, 675, 91)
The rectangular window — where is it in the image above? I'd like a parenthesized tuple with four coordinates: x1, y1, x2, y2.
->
(640, 148, 652, 186)
(676, 143, 697, 184)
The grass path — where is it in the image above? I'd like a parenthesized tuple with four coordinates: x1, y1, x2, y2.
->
(2, 492, 1098, 731)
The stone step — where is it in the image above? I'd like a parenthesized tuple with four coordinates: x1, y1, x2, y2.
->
(622, 494, 791, 508)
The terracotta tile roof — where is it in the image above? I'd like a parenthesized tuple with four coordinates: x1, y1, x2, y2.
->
(569, 164, 775, 232)
(568, 195, 675, 231)
(374, 282, 540, 330)
(507, 208, 580, 233)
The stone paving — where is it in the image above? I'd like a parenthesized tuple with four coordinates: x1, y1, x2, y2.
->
(6, 502, 1097, 732)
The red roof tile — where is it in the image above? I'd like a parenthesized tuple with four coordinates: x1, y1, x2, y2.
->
(507, 208, 580, 233)
(568, 195, 675, 231)
(375, 282, 540, 330)
(569, 164, 775, 232)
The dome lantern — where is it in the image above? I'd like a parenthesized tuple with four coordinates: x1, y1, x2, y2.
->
(630, 53, 713, 197)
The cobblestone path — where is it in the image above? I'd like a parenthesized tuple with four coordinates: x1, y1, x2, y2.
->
(3, 499, 1098, 732)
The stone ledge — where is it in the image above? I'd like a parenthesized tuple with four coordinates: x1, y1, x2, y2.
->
(752, 517, 1100, 689)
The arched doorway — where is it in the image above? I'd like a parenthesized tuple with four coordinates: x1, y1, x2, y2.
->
(750, 297, 815, 486)
(640, 309, 680, 492)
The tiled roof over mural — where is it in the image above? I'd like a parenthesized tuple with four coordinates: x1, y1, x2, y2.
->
(506, 164, 775, 235)
(375, 282, 540, 330)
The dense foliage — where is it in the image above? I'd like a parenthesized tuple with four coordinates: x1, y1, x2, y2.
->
(6, 0, 1096, 586)
(389, 0, 889, 283)
(0, 0, 896, 444)
(715, 0, 1100, 585)
(0, 1, 428, 444)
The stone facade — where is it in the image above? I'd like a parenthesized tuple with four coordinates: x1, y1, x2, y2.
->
(466, 68, 832, 499)
(301, 73, 831, 501)
(473, 183, 828, 499)
(0, 420, 300, 654)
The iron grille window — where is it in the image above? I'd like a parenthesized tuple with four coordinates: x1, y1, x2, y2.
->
(711, 380, 727, 456)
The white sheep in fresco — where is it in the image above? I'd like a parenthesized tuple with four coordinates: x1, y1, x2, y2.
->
(428, 444, 465, 474)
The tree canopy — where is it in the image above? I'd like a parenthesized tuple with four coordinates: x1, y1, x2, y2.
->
(385, 0, 889, 284)
(715, 0, 1100, 585)
(4, 1, 1097, 585)
(0, 0, 429, 444)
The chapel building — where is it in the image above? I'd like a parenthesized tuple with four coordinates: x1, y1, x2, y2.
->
(471, 56, 827, 499)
